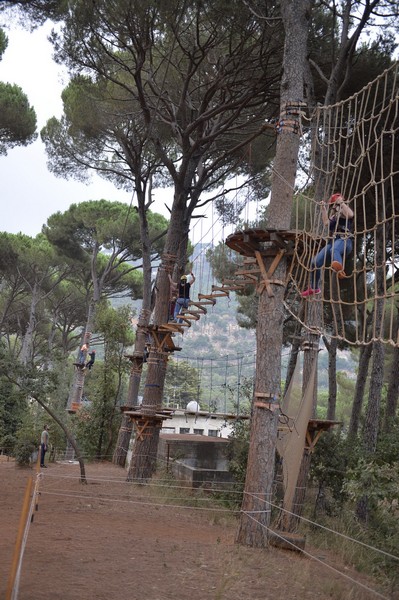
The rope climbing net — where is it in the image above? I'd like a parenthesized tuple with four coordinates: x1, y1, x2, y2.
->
(286, 62, 399, 346)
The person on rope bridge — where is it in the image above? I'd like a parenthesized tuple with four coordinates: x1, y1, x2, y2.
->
(173, 272, 196, 322)
(86, 349, 96, 370)
(302, 193, 354, 297)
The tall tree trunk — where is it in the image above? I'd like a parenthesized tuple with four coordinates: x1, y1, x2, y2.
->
(128, 199, 188, 480)
(113, 312, 151, 466)
(283, 307, 305, 396)
(383, 320, 399, 433)
(325, 335, 338, 421)
(236, 0, 311, 547)
(356, 227, 386, 521)
(363, 340, 385, 452)
(113, 183, 165, 467)
(348, 342, 372, 437)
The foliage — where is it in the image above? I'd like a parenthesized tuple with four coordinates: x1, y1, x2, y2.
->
(310, 431, 359, 512)
(73, 304, 133, 459)
(0, 432, 16, 456)
(0, 82, 37, 154)
(14, 440, 36, 466)
(0, 27, 7, 57)
(343, 458, 399, 585)
(226, 419, 250, 493)
(13, 413, 38, 466)
(162, 359, 202, 408)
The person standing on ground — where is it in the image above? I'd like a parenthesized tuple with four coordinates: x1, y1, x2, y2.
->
(40, 425, 49, 468)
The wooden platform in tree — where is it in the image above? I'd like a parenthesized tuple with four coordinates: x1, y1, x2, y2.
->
(123, 408, 173, 440)
(146, 325, 183, 352)
(225, 228, 299, 258)
(306, 419, 341, 452)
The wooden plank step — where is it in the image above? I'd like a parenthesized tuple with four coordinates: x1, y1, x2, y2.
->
(176, 317, 192, 326)
(188, 301, 208, 313)
(208, 292, 229, 298)
(223, 278, 256, 286)
(220, 285, 245, 291)
(180, 312, 200, 320)
(159, 323, 185, 334)
(235, 268, 260, 276)
(211, 286, 230, 296)
(197, 294, 217, 304)
(222, 279, 247, 285)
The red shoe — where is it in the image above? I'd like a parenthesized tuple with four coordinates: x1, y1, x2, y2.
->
(301, 287, 321, 297)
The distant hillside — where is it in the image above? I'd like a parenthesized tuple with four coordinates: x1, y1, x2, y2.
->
(112, 245, 357, 413)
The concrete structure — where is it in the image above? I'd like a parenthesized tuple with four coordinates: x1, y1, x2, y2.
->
(157, 433, 234, 488)
(160, 409, 236, 438)
(125, 409, 248, 487)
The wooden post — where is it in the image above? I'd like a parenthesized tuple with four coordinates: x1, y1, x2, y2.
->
(6, 477, 33, 600)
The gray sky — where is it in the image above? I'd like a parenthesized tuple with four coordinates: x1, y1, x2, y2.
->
(0, 22, 141, 237)
(0, 21, 254, 246)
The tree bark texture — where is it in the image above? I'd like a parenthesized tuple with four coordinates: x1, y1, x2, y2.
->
(348, 343, 372, 437)
(326, 336, 338, 421)
(236, 0, 312, 547)
(383, 322, 399, 433)
(128, 200, 188, 480)
(236, 264, 285, 547)
(113, 184, 156, 466)
(362, 228, 386, 453)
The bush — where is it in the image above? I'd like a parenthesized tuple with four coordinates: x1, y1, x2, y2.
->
(14, 440, 37, 467)
(0, 433, 17, 456)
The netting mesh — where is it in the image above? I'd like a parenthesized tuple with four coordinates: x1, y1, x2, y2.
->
(286, 62, 399, 346)
(276, 354, 317, 515)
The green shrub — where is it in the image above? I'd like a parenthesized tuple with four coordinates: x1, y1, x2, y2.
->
(0, 433, 17, 456)
(14, 440, 36, 467)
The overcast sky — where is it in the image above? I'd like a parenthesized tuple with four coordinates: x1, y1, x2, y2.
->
(0, 20, 235, 246)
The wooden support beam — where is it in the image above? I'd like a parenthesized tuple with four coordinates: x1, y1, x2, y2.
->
(255, 249, 286, 297)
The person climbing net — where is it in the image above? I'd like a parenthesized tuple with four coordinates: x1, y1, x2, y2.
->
(301, 193, 354, 297)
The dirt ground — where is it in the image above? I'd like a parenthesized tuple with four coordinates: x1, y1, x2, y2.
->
(0, 458, 391, 600)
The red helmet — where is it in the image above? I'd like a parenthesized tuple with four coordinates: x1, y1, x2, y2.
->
(329, 193, 344, 204)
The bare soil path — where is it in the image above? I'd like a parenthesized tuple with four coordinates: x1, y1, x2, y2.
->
(0, 459, 388, 600)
